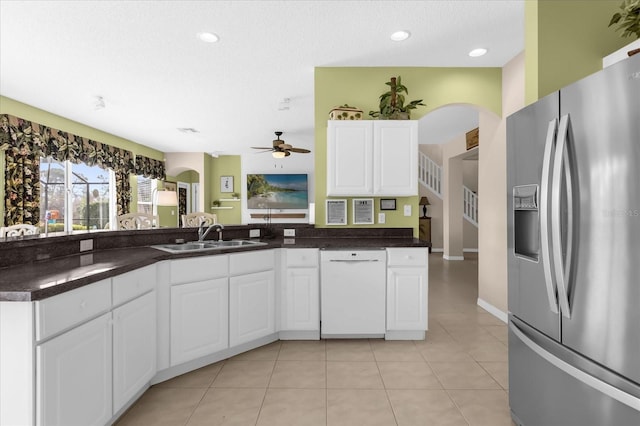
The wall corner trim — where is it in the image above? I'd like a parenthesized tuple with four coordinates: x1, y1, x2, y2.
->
(477, 298, 508, 324)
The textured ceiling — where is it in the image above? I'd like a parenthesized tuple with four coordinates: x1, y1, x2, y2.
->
(0, 0, 524, 155)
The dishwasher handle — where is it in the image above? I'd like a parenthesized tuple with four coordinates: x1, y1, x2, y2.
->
(328, 259, 381, 263)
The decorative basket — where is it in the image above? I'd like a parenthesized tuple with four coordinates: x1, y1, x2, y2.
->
(329, 105, 363, 120)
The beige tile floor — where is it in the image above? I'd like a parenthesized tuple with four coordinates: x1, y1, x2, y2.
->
(116, 252, 514, 426)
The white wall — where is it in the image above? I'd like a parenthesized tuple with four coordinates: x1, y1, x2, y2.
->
(477, 51, 525, 316)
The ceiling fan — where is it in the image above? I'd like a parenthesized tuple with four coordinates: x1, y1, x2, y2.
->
(251, 131, 311, 158)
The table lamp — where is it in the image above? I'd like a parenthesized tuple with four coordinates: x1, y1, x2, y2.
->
(419, 196, 430, 218)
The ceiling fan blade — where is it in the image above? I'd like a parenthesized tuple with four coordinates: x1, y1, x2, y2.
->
(250, 146, 274, 150)
(288, 147, 311, 153)
(279, 143, 292, 150)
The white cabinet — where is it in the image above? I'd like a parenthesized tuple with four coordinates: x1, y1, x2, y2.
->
(36, 312, 112, 426)
(169, 255, 229, 366)
(229, 270, 275, 347)
(170, 277, 228, 365)
(327, 120, 418, 196)
(281, 249, 319, 339)
(386, 248, 429, 340)
(113, 291, 156, 414)
(229, 250, 276, 347)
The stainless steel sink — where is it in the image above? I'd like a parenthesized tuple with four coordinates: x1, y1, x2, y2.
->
(151, 239, 266, 253)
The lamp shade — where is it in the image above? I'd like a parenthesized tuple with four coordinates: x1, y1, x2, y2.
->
(419, 196, 430, 206)
(157, 190, 178, 206)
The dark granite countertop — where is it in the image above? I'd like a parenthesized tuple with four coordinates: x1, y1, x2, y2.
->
(0, 234, 428, 302)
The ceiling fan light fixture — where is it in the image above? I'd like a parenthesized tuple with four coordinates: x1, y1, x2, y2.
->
(390, 30, 411, 41)
(272, 151, 286, 159)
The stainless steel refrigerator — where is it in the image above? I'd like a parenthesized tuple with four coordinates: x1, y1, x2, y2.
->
(507, 54, 640, 426)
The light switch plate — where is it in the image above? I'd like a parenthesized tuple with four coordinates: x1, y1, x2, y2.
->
(404, 205, 412, 216)
(284, 228, 296, 237)
(249, 229, 261, 238)
(378, 213, 386, 224)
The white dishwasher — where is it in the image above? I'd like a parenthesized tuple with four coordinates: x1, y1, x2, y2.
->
(320, 249, 386, 338)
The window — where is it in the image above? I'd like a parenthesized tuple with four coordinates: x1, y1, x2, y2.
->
(40, 157, 115, 233)
(136, 176, 157, 215)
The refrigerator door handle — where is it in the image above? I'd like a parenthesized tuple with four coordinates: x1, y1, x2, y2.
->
(509, 321, 640, 411)
(540, 118, 559, 314)
(551, 114, 572, 318)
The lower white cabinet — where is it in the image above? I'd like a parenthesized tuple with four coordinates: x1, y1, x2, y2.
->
(113, 291, 156, 414)
(36, 312, 112, 426)
(170, 277, 228, 366)
(229, 270, 275, 347)
(283, 268, 319, 331)
(386, 248, 429, 339)
(281, 249, 319, 338)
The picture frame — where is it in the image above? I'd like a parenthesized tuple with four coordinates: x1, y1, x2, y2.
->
(220, 176, 234, 193)
(163, 180, 177, 192)
(353, 198, 374, 225)
(326, 199, 347, 225)
(380, 198, 396, 211)
(466, 127, 479, 150)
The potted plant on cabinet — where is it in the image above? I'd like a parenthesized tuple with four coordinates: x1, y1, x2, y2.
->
(608, 0, 640, 56)
(369, 76, 425, 120)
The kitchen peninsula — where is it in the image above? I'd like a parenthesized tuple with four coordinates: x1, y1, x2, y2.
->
(0, 225, 429, 426)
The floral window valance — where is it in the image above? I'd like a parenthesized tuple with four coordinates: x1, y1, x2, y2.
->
(1, 114, 137, 225)
(135, 155, 165, 180)
(0, 114, 135, 173)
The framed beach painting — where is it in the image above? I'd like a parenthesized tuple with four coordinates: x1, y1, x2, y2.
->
(246, 174, 308, 209)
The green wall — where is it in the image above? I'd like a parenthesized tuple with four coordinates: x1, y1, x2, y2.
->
(210, 155, 242, 224)
(314, 67, 502, 234)
(526, 0, 631, 104)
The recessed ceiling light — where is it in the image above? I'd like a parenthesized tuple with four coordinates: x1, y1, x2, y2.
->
(197, 32, 219, 43)
(390, 30, 411, 42)
(469, 48, 488, 57)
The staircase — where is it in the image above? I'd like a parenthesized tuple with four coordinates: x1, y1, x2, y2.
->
(418, 151, 478, 227)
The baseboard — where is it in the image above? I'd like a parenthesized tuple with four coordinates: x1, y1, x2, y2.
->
(477, 298, 508, 323)
(443, 255, 464, 261)
(463, 248, 478, 253)
(431, 248, 444, 252)
(279, 330, 320, 340)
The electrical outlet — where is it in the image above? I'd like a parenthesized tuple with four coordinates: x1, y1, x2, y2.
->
(404, 205, 412, 216)
(284, 228, 296, 237)
(79, 239, 93, 252)
(378, 213, 386, 224)
(249, 229, 261, 238)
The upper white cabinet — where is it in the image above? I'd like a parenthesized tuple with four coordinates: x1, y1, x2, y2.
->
(327, 120, 418, 196)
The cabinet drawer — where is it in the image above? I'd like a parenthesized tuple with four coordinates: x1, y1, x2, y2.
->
(229, 250, 275, 275)
(285, 249, 319, 267)
(36, 279, 111, 341)
(170, 255, 228, 284)
(386, 248, 428, 266)
(112, 264, 156, 306)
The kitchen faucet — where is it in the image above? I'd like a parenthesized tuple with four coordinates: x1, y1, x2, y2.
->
(198, 222, 224, 242)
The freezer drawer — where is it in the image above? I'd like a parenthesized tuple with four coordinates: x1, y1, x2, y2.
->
(509, 318, 640, 426)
